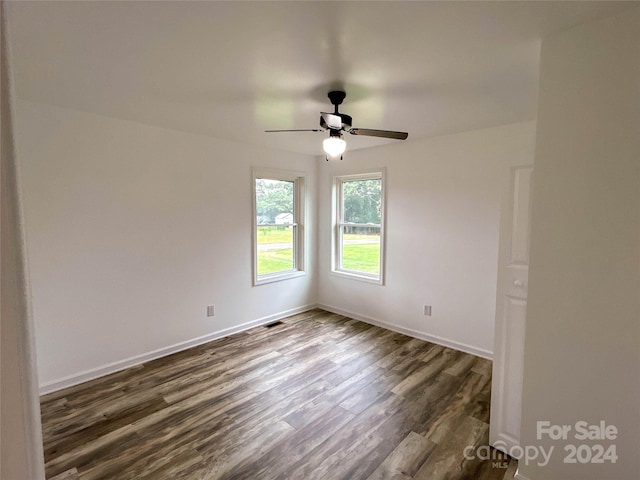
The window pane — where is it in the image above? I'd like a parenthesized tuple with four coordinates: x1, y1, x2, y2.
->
(341, 225, 380, 274)
(255, 178, 294, 225)
(257, 225, 295, 275)
(255, 178, 295, 276)
(253, 170, 305, 285)
(342, 179, 381, 224)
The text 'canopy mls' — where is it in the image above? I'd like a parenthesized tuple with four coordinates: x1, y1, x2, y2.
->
(343, 179, 382, 224)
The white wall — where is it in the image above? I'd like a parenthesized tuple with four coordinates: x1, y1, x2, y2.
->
(15, 101, 317, 391)
(0, 1, 45, 477)
(317, 121, 536, 357)
(519, 7, 639, 480)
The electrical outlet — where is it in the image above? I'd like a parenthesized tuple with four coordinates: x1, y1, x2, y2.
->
(423, 305, 432, 316)
(207, 305, 215, 317)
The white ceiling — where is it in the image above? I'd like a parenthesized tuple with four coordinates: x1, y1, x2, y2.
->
(7, 0, 632, 156)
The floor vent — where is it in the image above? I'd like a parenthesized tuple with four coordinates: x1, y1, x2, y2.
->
(264, 321, 284, 329)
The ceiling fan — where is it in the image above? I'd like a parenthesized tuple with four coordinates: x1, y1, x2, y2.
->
(265, 90, 408, 160)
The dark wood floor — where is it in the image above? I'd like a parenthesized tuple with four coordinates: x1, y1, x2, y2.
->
(40, 309, 516, 480)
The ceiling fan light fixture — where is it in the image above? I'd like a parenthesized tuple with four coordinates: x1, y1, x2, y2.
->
(323, 134, 346, 158)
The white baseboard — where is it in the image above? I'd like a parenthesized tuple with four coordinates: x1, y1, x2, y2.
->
(39, 304, 317, 395)
(316, 303, 493, 360)
(41, 303, 492, 395)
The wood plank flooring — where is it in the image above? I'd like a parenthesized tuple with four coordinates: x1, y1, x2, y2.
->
(40, 309, 516, 480)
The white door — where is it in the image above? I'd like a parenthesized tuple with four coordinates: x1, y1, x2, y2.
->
(490, 165, 533, 453)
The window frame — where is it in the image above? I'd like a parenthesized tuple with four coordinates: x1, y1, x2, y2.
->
(252, 167, 306, 286)
(332, 169, 386, 285)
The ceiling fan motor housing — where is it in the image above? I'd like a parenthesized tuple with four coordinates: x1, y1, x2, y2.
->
(320, 113, 352, 130)
(337, 113, 352, 129)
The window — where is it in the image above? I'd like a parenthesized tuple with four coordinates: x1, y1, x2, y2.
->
(333, 170, 385, 284)
(252, 168, 305, 285)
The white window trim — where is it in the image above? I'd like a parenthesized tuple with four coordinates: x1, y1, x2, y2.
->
(252, 167, 306, 286)
(331, 169, 386, 285)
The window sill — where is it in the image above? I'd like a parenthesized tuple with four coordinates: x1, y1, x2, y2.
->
(254, 270, 306, 286)
(330, 269, 384, 285)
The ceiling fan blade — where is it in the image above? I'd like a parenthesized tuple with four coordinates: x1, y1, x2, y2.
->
(265, 129, 323, 133)
(320, 113, 343, 130)
(348, 128, 408, 140)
